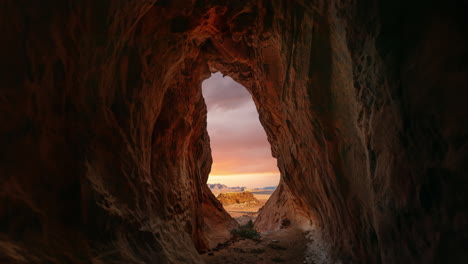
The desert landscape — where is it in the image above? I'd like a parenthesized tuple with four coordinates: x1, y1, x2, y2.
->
(208, 184, 275, 225)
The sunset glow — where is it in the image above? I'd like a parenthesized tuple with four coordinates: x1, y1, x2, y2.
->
(202, 73, 280, 188)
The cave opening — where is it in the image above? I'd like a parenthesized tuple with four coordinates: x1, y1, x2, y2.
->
(201, 72, 280, 225)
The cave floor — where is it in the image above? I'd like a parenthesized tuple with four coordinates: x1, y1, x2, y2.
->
(201, 227, 309, 264)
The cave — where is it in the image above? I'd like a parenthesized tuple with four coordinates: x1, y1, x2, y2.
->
(1, 1, 467, 263)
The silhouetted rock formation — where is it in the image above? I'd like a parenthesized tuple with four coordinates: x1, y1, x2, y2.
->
(0, 0, 466, 263)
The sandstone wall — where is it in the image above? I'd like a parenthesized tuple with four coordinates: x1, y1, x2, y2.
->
(0, 1, 235, 263)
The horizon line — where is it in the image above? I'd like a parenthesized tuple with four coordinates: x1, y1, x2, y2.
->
(208, 172, 280, 177)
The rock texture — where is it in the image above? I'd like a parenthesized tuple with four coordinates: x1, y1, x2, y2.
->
(217, 192, 259, 206)
(256, 179, 315, 232)
(0, 0, 467, 263)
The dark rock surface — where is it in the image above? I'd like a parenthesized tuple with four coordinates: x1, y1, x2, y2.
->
(0, 0, 466, 263)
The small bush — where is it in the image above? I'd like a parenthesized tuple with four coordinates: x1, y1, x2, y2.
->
(231, 220, 261, 240)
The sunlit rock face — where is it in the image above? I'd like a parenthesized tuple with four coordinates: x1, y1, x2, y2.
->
(0, 0, 466, 263)
(217, 192, 259, 206)
(255, 179, 314, 232)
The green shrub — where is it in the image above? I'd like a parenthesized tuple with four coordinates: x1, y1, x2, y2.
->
(231, 220, 261, 240)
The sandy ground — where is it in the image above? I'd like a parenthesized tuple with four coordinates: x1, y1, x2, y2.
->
(218, 191, 272, 225)
(201, 227, 309, 264)
(203, 190, 308, 263)
(205, 189, 336, 264)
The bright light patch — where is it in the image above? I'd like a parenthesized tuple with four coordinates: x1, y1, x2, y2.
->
(202, 72, 280, 188)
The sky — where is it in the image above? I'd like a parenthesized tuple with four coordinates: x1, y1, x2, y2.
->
(202, 72, 280, 188)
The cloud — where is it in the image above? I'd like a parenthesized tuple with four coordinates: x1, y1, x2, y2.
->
(202, 72, 280, 177)
(202, 72, 253, 111)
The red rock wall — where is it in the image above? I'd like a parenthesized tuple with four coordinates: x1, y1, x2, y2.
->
(255, 178, 316, 232)
(0, 0, 466, 263)
(0, 1, 235, 263)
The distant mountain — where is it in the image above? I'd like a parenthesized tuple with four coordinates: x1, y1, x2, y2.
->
(253, 186, 277, 190)
(207, 183, 245, 190)
(207, 184, 248, 196)
(208, 184, 277, 198)
(207, 183, 228, 190)
(230, 186, 245, 190)
(208, 184, 277, 197)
